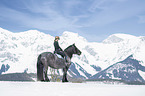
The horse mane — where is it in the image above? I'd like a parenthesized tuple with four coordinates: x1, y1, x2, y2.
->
(64, 44, 73, 52)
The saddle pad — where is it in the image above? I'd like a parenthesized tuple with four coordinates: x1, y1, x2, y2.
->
(55, 54, 63, 58)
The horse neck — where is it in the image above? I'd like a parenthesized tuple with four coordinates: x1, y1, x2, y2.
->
(65, 49, 73, 59)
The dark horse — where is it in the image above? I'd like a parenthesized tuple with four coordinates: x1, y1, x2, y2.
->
(37, 44, 81, 82)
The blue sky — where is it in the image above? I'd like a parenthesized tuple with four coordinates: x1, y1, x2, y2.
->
(0, 0, 145, 42)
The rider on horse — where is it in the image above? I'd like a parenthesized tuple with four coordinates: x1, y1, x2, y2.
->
(54, 36, 67, 62)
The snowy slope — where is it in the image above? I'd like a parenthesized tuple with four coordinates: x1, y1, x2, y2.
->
(0, 28, 145, 82)
(0, 28, 54, 73)
(90, 55, 145, 83)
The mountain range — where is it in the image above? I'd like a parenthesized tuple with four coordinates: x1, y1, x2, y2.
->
(0, 27, 145, 83)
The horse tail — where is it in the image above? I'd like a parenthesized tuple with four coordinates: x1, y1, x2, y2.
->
(37, 54, 44, 81)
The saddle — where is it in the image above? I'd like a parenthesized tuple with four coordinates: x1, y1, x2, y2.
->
(54, 51, 68, 63)
(54, 53, 63, 59)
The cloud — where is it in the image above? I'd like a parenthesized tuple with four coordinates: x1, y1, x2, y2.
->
(0, 0, 81, 31)
(0, 7, 29, 23)
(82, 0, 145, 27)
(22, 0, 83, 28)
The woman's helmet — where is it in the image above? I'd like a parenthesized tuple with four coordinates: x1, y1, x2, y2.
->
(55, 36, 60, 40)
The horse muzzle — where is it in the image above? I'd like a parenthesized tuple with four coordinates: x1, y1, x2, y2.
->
(78, 52, 82, 55)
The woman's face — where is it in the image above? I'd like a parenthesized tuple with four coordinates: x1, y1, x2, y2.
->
(56, 38, 59, 41)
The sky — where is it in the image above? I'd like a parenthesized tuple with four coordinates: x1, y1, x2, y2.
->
(0, 0, 145, 42)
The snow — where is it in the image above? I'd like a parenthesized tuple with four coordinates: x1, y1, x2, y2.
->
(138, 70, 145, 80)
(103, 33, 137, 44)
(0, 81, 145, 96)
(113, 33, 137, 40)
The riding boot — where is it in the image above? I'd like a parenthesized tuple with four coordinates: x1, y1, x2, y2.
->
(64, 56, 68, 63)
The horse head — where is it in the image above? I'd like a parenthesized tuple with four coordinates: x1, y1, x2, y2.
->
(72, 43, 82, 55)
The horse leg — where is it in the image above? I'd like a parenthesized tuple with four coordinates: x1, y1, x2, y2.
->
(43, 63, 50, 82)
(42, 58, 50, 82)
(37, 55, 45, 81)
(62, 66, 69, 82)
(44, 69, 50, 82)
(37, 62, 45, 81)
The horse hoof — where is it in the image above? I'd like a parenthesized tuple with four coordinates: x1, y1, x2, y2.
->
(40, 80, 45, 82)
(45, 79, 50, 82)
(62, 80, 69, 82)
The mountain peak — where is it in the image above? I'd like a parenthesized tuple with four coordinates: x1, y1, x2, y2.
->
(61, 31, 88, 42)
(103, 33, 137, 44)
(19, 30, 43, 35)
(0, 27, 13, 34)
(112, 33, 136, 39)
(62, 31, 79, 38)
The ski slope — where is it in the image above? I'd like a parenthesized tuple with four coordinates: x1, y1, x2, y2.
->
(0, 81, 145, 96)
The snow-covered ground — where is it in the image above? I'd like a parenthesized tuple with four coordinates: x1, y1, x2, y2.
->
(0, 81, 145, 96)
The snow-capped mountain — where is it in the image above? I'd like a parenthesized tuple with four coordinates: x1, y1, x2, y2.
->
(0, 27, 145, 83)
(0, 28, 54, 74)
(90, 55, 145, 83)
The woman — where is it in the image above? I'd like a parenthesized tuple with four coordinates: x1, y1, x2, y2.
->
(54, 36, 67, 61)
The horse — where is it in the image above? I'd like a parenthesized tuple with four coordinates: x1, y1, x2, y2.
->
(37, 44, 81, 82)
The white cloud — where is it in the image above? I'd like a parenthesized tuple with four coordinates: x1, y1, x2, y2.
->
(83, 0, 145, 27)
(0, 0, 79, 31)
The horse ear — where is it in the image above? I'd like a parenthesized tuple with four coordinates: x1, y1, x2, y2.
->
(73, 43, 75, 45)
